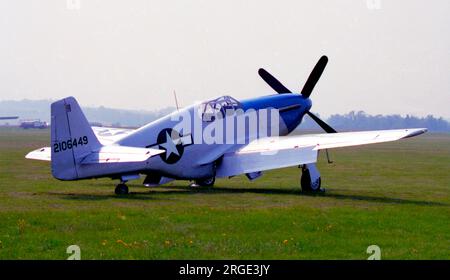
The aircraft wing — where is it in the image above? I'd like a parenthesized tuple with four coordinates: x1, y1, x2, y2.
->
(216, 128, 427, 178)
(91, 126, 136, 145)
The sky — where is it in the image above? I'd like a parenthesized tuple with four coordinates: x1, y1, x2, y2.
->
(0, 0, 449, 118)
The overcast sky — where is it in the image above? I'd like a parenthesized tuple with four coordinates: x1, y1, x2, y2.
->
(0, 0, 449, 118)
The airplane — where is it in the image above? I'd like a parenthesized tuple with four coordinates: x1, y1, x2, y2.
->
(25, 56, 427, 195)
(0, 116, 19, 120)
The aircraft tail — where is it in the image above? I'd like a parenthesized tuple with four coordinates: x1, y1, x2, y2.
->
(51, 97, 101, 180)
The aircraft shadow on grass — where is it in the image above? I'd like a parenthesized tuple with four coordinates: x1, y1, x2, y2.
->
(51, 185, 448, 207)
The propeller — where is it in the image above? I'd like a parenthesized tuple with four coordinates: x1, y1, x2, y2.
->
(258, 55, 337, 133)
(301, 55, 328, 98)
(257, 68, 291, 94)
(305, 111, 336, 133)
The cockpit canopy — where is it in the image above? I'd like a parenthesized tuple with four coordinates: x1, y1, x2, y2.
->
(200, 95, 242, 122)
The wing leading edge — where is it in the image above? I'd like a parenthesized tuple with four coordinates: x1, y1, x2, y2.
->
(216, 128, 427, 178)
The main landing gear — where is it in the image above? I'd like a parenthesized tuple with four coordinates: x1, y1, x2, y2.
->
(300, 164, 324, 193)
(190, 177, 215, 188)
(115, 182, 129, 195)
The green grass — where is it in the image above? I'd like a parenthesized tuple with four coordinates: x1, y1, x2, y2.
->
(0, 127, 449, 259)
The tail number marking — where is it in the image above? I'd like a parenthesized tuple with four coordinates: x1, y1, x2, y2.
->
(53, 136, 88, 153)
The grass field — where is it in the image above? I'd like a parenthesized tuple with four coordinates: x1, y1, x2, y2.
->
(0, 127, 449, 260)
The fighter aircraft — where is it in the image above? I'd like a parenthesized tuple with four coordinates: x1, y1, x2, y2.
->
(25, 56, 427, 195)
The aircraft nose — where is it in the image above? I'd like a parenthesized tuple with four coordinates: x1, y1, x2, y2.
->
(300, 96, 312, 111)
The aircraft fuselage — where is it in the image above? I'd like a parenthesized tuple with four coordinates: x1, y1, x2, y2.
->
(114, 93, 311, 180)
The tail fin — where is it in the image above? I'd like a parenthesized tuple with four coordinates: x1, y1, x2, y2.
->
(51, 97, 101, 180)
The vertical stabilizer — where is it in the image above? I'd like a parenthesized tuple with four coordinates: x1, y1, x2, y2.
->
(51, 97, 101, 180)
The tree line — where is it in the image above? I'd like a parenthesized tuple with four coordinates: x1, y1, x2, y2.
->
(301, 111, 449, 132)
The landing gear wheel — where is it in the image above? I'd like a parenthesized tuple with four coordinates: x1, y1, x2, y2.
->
(300, 168, 322, 193)
(115, 183, 129, 195)
(193, 177, 215, 187)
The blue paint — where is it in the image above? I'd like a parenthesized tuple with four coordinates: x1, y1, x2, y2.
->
(240, 93, 312, 134)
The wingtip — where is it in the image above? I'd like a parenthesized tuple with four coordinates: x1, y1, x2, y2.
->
(403, 128, 428, 139)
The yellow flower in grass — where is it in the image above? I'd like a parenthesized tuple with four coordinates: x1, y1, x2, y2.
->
(17, 219, 26, 234)
(116, 239, 130, 247)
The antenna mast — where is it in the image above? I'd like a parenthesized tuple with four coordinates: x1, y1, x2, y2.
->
(173, 90, 180, 111)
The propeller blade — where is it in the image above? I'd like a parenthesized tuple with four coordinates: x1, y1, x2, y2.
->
(258, 68, 292, 94)
(306, 111, 337, 133)
(301, 56, 328, 98)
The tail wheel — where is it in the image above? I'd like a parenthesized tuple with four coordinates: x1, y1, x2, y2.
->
(195, 177, 215, 187)
(115, 183, 129, 195)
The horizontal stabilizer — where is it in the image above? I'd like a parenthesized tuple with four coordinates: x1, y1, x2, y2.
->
(91, 126, 136, 145)
(80, 145, 164, 164)
(25, 147, 51, 161)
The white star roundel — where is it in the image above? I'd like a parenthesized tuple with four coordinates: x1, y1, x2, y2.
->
(148, 128, 192, 164)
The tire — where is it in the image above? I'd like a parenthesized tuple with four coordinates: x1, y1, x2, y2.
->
(115, 184, 129, 195)
(195, 177, 215, 187)
(300, 169, 321, 192)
